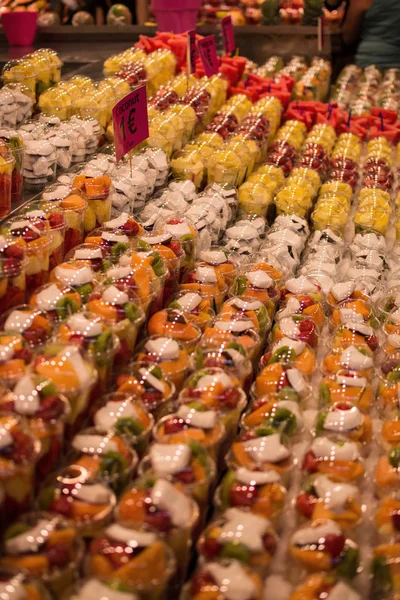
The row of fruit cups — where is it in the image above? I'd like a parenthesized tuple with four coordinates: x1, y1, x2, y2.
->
(0, 183, 297, 598)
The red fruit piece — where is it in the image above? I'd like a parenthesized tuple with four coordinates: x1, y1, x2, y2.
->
(200, 536, 222, 559)
(391, 510, 400, 531)
(297, 319, 317, 347)
(169, 241, 184, 257)
(163, 417, 185, 434)
(302, 451, 319, 473)
(5, 244, 24, 259)
(219, 388, 240, 408)
(14, 348, 32, 363)
(230, 483, 257, 507)
(45, 544, 70, 568)
(49, 496, 72, 518)
(190, 572, 215, 595)
(3, 258, 20, 277)
(367, 335, 379, 351)
(262, 532, 277, 556)
(36, 395, 65, 421)
(322, 534, 345, 558)
(121, 220, 140, 236)
(175, 467, 196, 484)
(145, 507, 172, 533)
(296, 492, 317, 519)
(23, 326, 48, 346)
(48, 213, 65, 229)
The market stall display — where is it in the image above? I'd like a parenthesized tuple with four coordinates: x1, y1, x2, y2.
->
(0, 36, 400, 600)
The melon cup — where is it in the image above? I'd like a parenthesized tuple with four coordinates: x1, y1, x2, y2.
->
(0, 512, 84, 598)
(65, 243, 111, 275)
(121, 249, 168, 316)
(0, 567, 51, 600)
(0, 412, 40, 520)
(138, 441, 216, 519)
(318, 369, 373, 413)
(134, 336, 190, 393)
(179, 265, 228, 314)
(214, 468, 287, 527)
(146, 309, 202, 355)
(92, 392, 154, 459)
(86, 284, 145, 366)
(73, 174, 113, 232)
(0, 305, 53, 349)
(203, 316, 262, 366)
(227, 430, 293, 486)
(167, 290, 215, 333)
(84, 528, 176, 600)
(134, 232, 184, 304)
(37, 465, 116, 538)
(116, 476, 200, 586)
(0, 374, 69, 480)
(4, 216, 51, 298)
(181, 559, 264, 600)
(42, 186, 88, 256)
(115, 361, 176, 423)
(191, 336, 253, 390)
(178, 368, 247, 447)
(51, 260, 98, 304)
(56, 312, 120, 398)
(32, 342, 98, 437)
(29, 282, 82, 323)
(0, 236, 27, 314)
(197, 509, 278, 578)
(0, 332, 32, 389)
(100, 262, 157, 319)
(288, 520, 360, 580)
(241, 398, 305, 443)
(153, 407, 226, 464)
(67, 428, 138, 496)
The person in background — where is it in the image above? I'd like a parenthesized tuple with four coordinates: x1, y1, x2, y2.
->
(342, 0, 400, 69)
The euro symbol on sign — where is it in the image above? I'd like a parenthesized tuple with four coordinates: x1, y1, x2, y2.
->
(128, 108, 137, 135)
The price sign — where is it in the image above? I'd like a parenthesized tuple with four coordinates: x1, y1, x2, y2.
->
(198, 35, 219, 77)
(112, 85, 149, 163)
(188, 29, 198, 74)
(221, 16, 235, 54)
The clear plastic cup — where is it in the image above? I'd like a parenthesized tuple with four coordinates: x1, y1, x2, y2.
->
(0, 304, 53, 348)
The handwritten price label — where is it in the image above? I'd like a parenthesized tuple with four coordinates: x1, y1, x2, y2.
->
(198, 35, 219, 77)
(221, 16, 235, 54)
(112, 85, 149, 163)
(188, 29, 198, 74)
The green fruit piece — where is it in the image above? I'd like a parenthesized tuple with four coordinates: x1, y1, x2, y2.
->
(56, 295, 80, 320)
(124, 303, 141, 324)
(39, 380, 58, 397)
(227, 342, 247, 357)
(187, 401, 206, 411)
(387, 367, 400, 383)
(107, 581, 132, 593)
(99, 451, 128, 481)
(277, 388, 300, 402)
(319, 383, 331, 406)
(194, 348, 204, 369)
(271, 407, 297, 436)
(220, 542, 250, 563)
(75, 283, 93, 302)
(220, 470, 237, 510)
(188, 439, 208, 469)
(111, 242, 128, 263)
(315, 411, 327, 436)
(37, 485, 55, 510)
(168, 301, 181, 310)
(151, 252, 166, 277)
(371, 556, 393, 600)
(256, 305, 269, 331)
(95, 329, 113, 354)
(137, 240, 151, 250)
(4, 522, 31, 540)
(269, 347, 296, 364)
(255, 425, 275, 437)
(149, 365, 163, 380)
(336, 545, 359, 580)
(389, 447, 400, 468)
(115, 417, 144, 437)
(235, 275, 248, 296)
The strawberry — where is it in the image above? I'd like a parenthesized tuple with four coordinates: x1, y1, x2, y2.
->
(121, 220, 140, 235)
(323, 534, 345, 558)
(163, 417, 185, 434)
(297, 319, 317, 347)
(302, 450, 319, 473)
(5, 244, 24, 260)
(175, 467, 196, 484)
(45, 544, 70, 568)
(200, 537, 221, 559)
(49, 496, 72, 518)
(230, 483, 257, 507)
(48, 213, 64, 229)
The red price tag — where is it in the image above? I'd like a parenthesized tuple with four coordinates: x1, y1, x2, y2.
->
(221, 16, 235, 54)
(112, 85, 149, 163)
(198, 35, 219, 77)
(188, 29, 198, 74)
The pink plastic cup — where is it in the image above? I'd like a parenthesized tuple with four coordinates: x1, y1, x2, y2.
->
(2, 12, 37, 46)
(152, 0, 201, 33)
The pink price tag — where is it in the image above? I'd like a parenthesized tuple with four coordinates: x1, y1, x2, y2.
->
(221, 16, 235, 54)
(198, 35, 219, 77)
(188, 29, 198, 73)
(112, 85, 149, 163)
